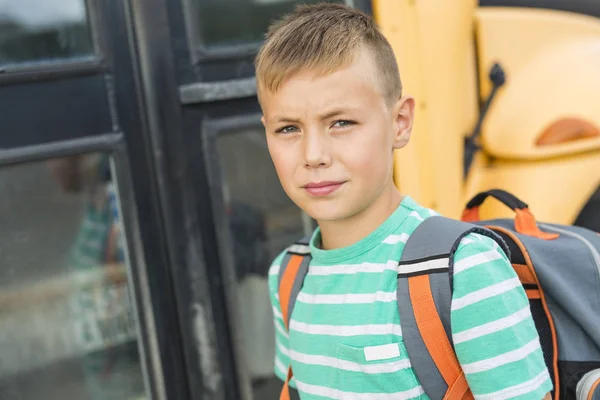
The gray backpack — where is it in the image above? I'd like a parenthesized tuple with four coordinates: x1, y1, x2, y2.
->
(277, 189, 600, 400)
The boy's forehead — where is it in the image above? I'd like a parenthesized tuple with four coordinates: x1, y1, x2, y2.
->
(262, 88, 371, 122)
(261, 54, 383, 117)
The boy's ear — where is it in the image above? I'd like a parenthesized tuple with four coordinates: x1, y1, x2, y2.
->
(392, 96, 415, 150)
(261, 115, 266, 128)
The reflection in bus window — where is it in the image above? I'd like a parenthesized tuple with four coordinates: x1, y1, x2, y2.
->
(0, 154, 147, 400)
(0, 0, 93, 66)
(193, 0, 344, 49)
(215, 128, 312, 398)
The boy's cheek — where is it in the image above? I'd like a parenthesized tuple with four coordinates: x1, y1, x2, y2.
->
(267, 141, 290, 170)
(341, 142, 391, 174)
(269, 152, 298, 190)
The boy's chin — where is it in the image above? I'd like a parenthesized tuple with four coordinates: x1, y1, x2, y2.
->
(300, 202, 355, 223)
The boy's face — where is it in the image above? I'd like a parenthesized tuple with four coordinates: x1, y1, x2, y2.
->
(260, 51, 414, 223)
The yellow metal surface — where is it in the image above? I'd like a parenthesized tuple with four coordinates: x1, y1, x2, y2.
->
(373, 0, 428, 204)
(379, 2, 600, 222)
(375, 0, 478, 218)
(464, 151, 600, 225)
(475, 7, 600, 96)
(475, 8, 600, 160)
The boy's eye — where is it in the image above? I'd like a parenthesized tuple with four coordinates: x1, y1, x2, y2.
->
(332, 120, 355, 128)
(275, 125, 299, 134)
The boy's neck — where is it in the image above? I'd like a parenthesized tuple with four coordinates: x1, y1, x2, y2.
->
(318, 185, 403, 250)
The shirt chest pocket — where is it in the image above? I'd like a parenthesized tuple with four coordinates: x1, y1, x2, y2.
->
(331, 341, 424, 398)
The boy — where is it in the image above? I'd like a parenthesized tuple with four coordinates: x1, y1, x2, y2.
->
(256, 3, 552, 399)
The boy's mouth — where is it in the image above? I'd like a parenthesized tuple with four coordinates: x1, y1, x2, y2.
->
(302, 181, 345, 197)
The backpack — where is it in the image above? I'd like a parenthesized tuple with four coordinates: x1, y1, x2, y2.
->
(277, 189, 600, 400)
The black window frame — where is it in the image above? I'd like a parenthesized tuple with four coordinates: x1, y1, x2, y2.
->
(0, 0, 106, 81)
(167, 0, 372, 101)
(0, 0, 192, 398)
(0, 136, 165, 400)
(181, 0, 371, 64)
(201, 112, 315, 275)
(199, 112, 316, 399)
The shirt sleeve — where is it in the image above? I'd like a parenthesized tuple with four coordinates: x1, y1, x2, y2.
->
(450, 233, 553, 400)
(268, 251, 296, 388)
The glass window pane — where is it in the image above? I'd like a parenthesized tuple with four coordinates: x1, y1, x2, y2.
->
(194, 0, 345, 49)
(0, 0, 93, 66)
(0, 154, 148, 400)
(215, 128, 312, 398)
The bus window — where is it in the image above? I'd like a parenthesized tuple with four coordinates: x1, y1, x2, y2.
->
(0, 0, 93, 67)
(0, 154, 147, 400)
(214, 127, 312, 397)
(192, 0, 345, 49)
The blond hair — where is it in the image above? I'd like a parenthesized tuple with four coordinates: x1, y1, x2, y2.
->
(255, 3, 402, 105)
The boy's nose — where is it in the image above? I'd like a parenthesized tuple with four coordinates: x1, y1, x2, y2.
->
(303, 131, 332, 169)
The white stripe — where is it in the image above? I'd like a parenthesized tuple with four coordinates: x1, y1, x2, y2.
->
(297, 290, 396, 304)
(275, 359, 288, 376)
(399, 258, 449, 275)
(296, 380, 424, 400)
(473, 234, 484, 242)
(278, 342, 289, 357)
(466, 234, 500, 249)
(462, 338, 541, 374)
(409, 211, 424, 221)
(428, 209, 439, 216)
(476, 370, 550, 400)
(461, 237, 475, 245)
(454, 249, 503, 275)
(309, 260, 398, 276)
(290, 350, 410, 373)
(269, 265, 280, 276)
(290, 320, 402, 337)
(452, 277, 522, 311)
(453, 306, 532, 344)
(272, 306, 283, 320)
(383, 233, 409, 244)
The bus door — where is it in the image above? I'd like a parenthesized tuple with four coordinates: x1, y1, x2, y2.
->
(0, 0, 187, 399)
(127, 0, 372, 398)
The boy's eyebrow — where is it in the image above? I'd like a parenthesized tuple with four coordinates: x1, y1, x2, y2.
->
(270, 107, 361, 124)
(319, 108, 348, 120)
(318, 107, 361, 121)
(271, 115, 302, 124)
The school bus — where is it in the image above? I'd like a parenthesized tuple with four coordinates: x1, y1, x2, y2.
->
(0, 1, 597, 400)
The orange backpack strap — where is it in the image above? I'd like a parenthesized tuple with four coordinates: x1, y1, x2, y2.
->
(397, 216, 509, 400)
(277, 237, 312, 400)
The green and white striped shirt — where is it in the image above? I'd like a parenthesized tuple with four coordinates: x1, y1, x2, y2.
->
(268, 196, 552, 399)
